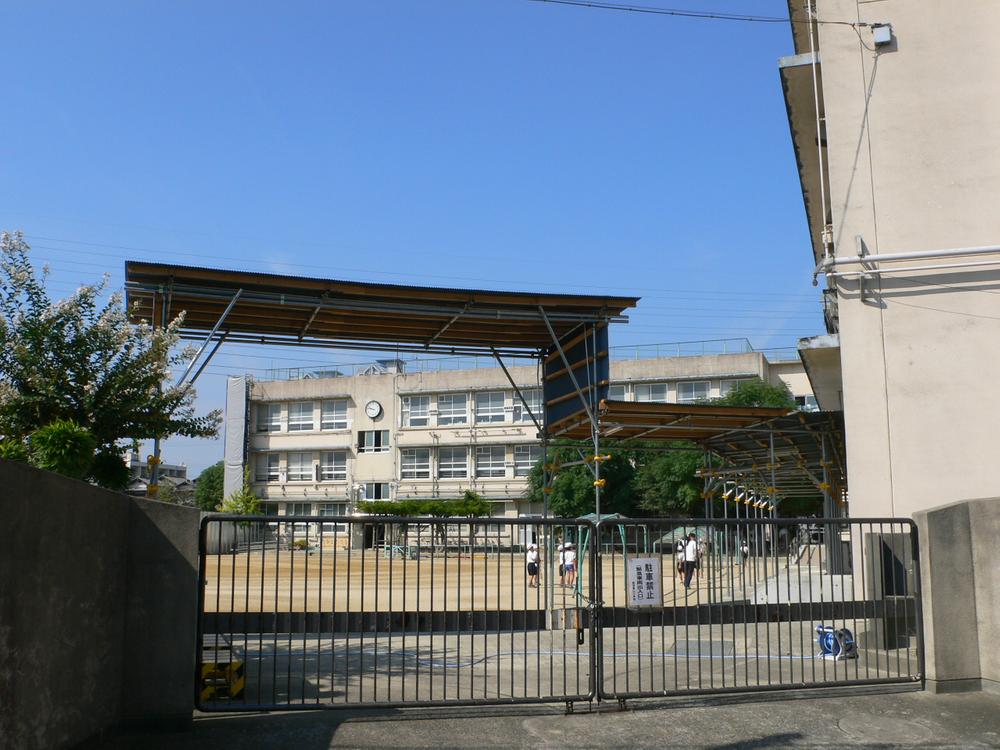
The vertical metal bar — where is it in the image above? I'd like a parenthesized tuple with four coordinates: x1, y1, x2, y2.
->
(344, 520, 352, 702)
(301, 519, 309, 704)
(287, 521, 295, 704)
(258, 519, 266, 706)
(373, 522, 381, 703)
(242, 524, 251, 706)
(194, 520, 208, 710)
(910, 521, 926, 686)
(228, 521, 237, 702)
(496, 522, 501, 701)
(358, 523, 365, 703)
(387, 521, 394, 704)
(212, 522, 223, 709)
(272, 520, 280, 706)
(330, 521, 338, 704)
(796, 520, 806, 686)
(428, 522, 434, 701)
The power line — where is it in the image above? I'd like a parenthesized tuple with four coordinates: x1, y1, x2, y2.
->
(25, 238, 822, 300)
(525, 0, 861, 27)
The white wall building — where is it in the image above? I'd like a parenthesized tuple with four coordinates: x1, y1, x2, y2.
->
(223, 346, 815, 526)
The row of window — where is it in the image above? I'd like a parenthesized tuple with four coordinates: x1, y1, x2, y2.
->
(257, 399, 349, 432)
(254, 446, 541, 483)
(607, 379, 749, 404)
(255, 379, 804, 434)
(401, 390, 541, 427)
(400, 445, 541, 480)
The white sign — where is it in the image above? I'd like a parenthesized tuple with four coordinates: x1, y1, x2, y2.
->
(627, 555, 662, 607)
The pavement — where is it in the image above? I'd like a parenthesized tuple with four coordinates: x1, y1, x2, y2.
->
(92, 687, 1000, 749)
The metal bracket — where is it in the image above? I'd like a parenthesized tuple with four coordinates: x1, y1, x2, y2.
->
(177, 288, 242, 387)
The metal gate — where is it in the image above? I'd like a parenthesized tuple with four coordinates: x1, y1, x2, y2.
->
(196, 515, 922, 711)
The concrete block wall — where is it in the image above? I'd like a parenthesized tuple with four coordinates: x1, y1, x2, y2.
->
(914, 496, 1000, 694)
(0, 460, 200, 749)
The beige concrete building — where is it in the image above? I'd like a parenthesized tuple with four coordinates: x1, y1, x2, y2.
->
(223, 347, 814, 528)
(781, 1, 1000, 518)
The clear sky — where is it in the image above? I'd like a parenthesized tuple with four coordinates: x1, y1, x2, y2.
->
(1, 1, 821, 476)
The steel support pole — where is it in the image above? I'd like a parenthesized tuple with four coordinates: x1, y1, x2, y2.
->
(150, 286, 170, 496)
(177, 289, 243, 386)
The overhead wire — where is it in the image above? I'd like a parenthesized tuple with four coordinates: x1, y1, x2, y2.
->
(525, 0, 866, 28)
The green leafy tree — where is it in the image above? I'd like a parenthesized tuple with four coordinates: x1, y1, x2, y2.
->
(27, 419, 96, 479)
(712, 377, 796, 408)
(526, 443, 637, 518)
(218, 470, 260, 515)
(632, 443, 704, 516)
(630, 378, 797, 517)
(195, 461, 226, 511)
(0, 231, 221, 486)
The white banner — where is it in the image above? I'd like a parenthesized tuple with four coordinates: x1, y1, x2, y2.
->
(627, 555, 662, 607)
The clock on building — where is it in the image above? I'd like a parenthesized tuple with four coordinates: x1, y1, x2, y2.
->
(365, 400, 383, 419)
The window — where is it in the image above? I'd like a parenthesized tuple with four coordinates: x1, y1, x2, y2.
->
(255, 453, 279, 482)
(319, 451, 347, 481)
(256, 403, 281, 432)
(438, 447, 468, 478)
(288, 401, 314, 431)
(720, 379, 749, 397)
(635, 383, 668, 403)
(475, 391, 505, 423)
(513, 389, 543, 423)
(358, 430, 390, 453)
(286, 502, 312, 516)
(363, 482, 390, 500)
(287, 452, 313, 482)
(607, 384, 627, 401)
(475, 445, 506, 478)
(796, 394, 819, 412)
(318, 502, 348, 532)
(401, 396, 430, 427)
(514, 444, 541, 477)
(677, 381, 710, 403)
(261, 503, 280, 517)
(436, 393, 467, 425)
(401, 448, 431, 479)
(321, 399, 348, 430)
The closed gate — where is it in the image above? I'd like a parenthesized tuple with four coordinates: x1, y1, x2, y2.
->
(196, 515, 922, 711)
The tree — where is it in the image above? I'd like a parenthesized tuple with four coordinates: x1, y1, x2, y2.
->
(195, 461, 226, 511)
(0, 231, 221, 486)
(712, 377, 796, 409)
(632, 443, 704, 516)
(218, 470, 260, 515)
(526, 443, 637, 518)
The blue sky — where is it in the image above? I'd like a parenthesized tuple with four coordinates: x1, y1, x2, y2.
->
(1, 1, 820, 476)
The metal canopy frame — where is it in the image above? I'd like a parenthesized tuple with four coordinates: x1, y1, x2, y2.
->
(547, 400, 847, 520)
(125, 261, 637, 356)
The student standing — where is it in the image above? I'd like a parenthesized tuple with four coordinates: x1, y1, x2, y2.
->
(683, 533, 699, 590)
(526, 544, 539, 588)
(563, 543, 577, 588)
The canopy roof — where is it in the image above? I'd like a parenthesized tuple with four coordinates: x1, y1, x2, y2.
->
(552, 401, 846, 505)
(701, 410, 846, 501)
(125, 262, 638, 356)
(551, 400, 792, 441)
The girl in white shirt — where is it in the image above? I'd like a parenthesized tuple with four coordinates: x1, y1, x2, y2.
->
(526, 544, 539, 588)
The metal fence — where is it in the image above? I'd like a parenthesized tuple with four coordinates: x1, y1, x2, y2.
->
(198, 516, 595, 710)
(595, 517, 922, 700)
(197, 515, 922, 711)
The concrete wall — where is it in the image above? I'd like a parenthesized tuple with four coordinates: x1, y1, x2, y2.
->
(0, 460, 200, 749)
(914, 496, 1000, 694)
(812, 1, 1000, 517)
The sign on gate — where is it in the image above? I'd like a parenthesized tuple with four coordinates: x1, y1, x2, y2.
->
(627, 555, 662, 606)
